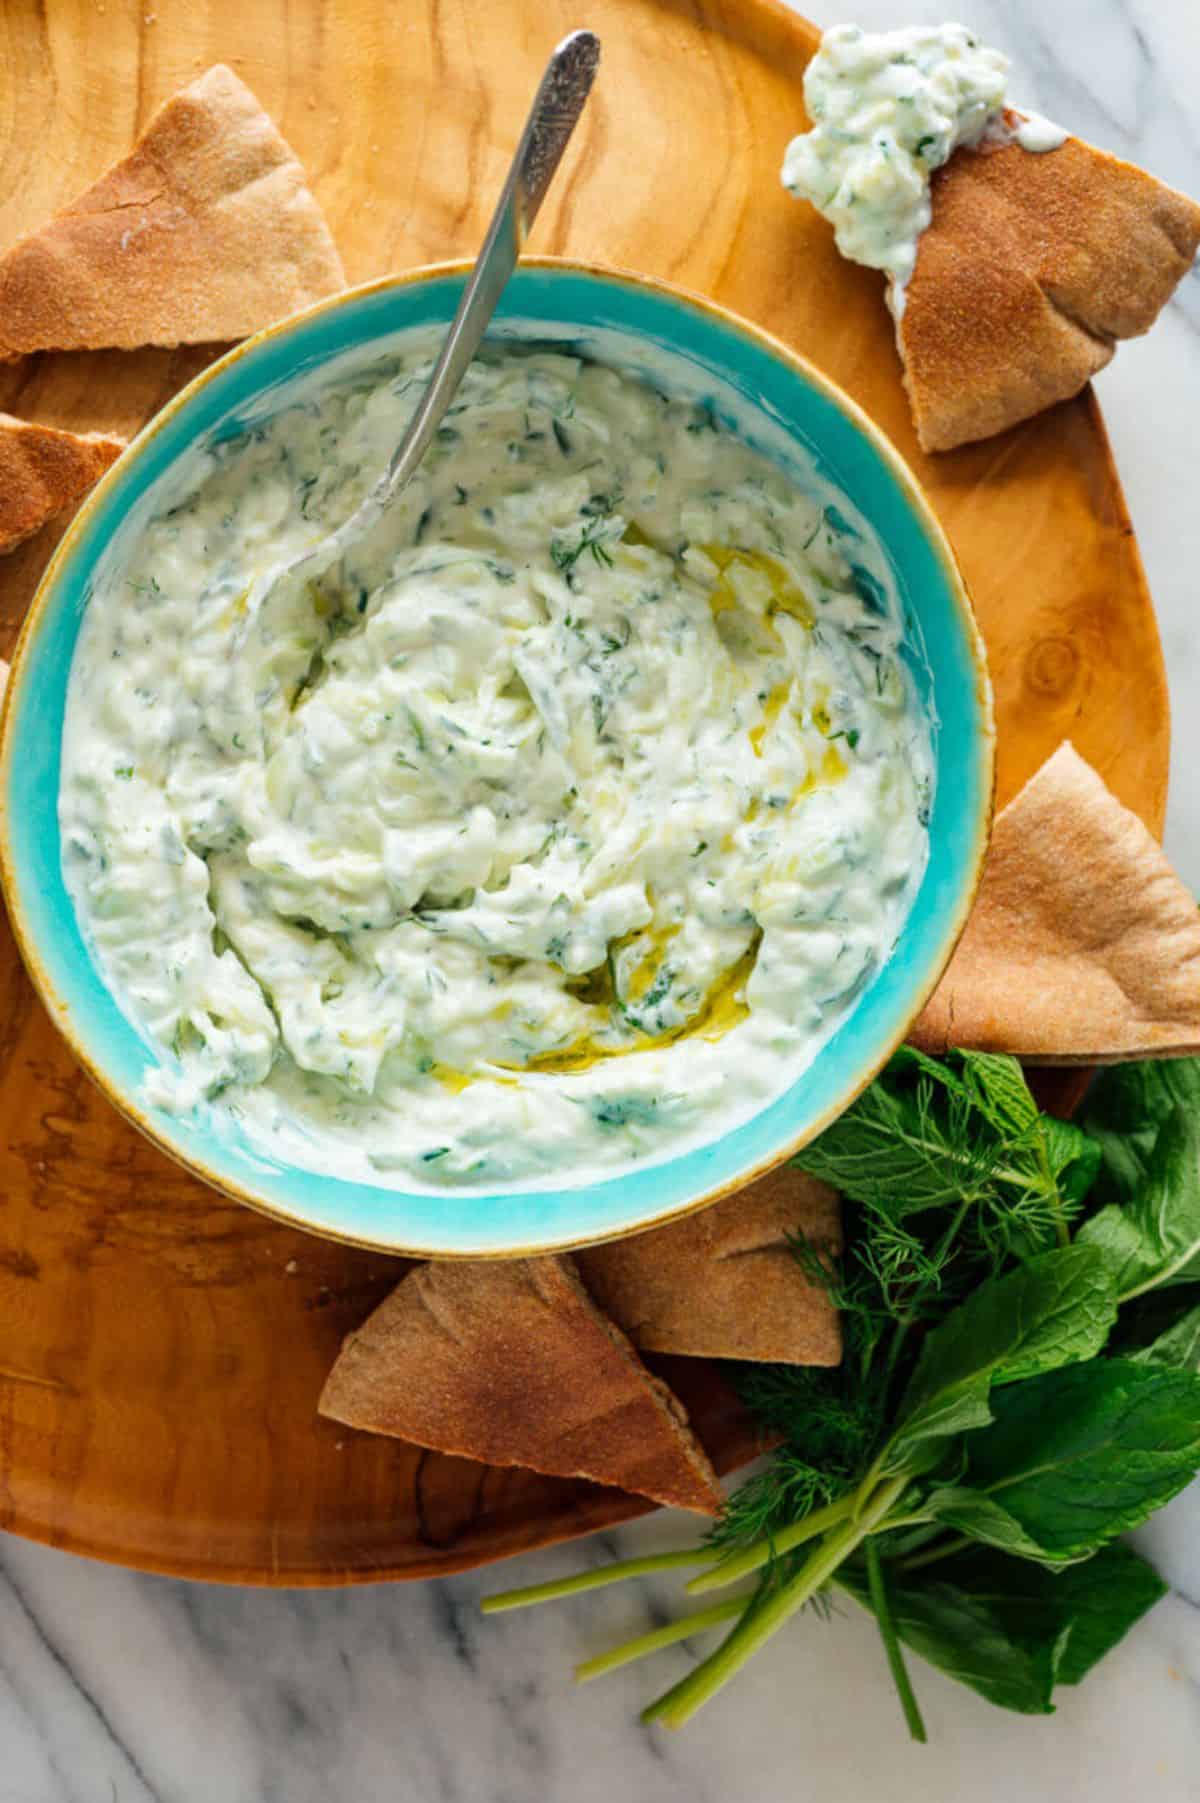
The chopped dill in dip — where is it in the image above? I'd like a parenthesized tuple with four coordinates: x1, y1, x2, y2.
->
(782, 22, 1066, 307)
(60, 341, 932, 1189)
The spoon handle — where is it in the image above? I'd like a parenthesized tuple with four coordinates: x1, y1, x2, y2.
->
(379, 30, 601, 502)
(237, 29, 601, 631)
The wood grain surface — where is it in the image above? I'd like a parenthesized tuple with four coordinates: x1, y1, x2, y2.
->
(0, 0, 1169, 1583)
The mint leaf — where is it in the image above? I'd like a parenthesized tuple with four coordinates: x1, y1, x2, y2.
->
(1082, 1059, 1200, 1206)
(927, 1359, 1200, 1563)
(896, 1542, 1166, 1684)
(837, 1560, 1056, 1714)
(985, 1248, 1118, 1385)
(956, 1050, 1039, 1132)
(1128, 1300, 1200, 1373)
(839, 1542, 1166, 1712)
(1079, 1106, 1200, 1299)
(1041, 1115, 1103, 1206)
(793, 1070, 962, 1212)
(1038, 1544, 1169, 1683)
(921, 1487, 1076, 1564)
(795, 1050, 1096, 1254)
(794, 1047, 1010, 1215)
(885, 1248, 1118, 1470)
(937, 1050, 1099, 1203)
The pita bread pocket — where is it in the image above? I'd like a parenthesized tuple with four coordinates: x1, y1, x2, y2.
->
(319, 1254, 723, 1515)
(0, 64, 345, 359)
(577, 1167, 841, 1366)
(911, 741, 1200, 1063)
(899, 134, 1200, 452)
(0, 412, 125, 553)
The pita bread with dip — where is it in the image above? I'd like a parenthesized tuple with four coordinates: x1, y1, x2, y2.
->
(577, 1166, 841, 1366)
(0, 64, 344, 359)
(0, 412, 125, 553)
(900, 133, 1200, 452)
(911, 741, 1200, 1064)
(319, 1253, 724, 1515)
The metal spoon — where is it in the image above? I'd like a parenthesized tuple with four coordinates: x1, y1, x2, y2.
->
(240, 28, 601, 633)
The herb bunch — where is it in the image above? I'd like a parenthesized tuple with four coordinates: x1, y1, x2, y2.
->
(483, 1049, 1200, 1739)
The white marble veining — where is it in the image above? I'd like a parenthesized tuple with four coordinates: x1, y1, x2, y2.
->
(2, 4, 1199, 1798)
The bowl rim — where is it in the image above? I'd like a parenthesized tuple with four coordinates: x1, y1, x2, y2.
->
(0, 254, 995, 1257)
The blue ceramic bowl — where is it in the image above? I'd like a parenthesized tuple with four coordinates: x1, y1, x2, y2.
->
(0, 261, 993, 1257)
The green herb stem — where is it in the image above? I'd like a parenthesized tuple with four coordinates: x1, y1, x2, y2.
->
(876, 1194, 971, 1413)
(877, 1317, 914, 1415)
(873, 1129, 1034, 1195)
(863, 1540, 927, 1742)
(865, 1511, 935, 1535)
(645, 1476, 909, 1729)
(575, 1596, 747, 1683)
(1028, 1110, 1072, 1248)
(685, 1490, 859, 1595)
(481, 1547, 714, 1614)
(899, 1533, 973, 1574)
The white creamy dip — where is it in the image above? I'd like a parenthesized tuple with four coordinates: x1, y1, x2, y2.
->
(60, 341, 932, 1190)
(782, 22, 1067, 308)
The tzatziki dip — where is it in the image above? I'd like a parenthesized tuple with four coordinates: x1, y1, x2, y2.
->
(60, 340, 933, 1190)
(782, 23, 1066, 310)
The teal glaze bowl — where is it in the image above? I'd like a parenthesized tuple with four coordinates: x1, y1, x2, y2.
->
(0, 261, 994, 1258)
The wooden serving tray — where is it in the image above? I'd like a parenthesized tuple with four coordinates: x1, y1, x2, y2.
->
(0, 0, 1169, 1583)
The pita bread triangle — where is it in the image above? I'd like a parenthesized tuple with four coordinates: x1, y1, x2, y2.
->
(0, 412, 125, 553)
(911, 741, 1200, 1064)
(0, 64, 344, 358)
(319, 1254, 723, 1515)
(577, 1165, 841, 1365)
(898, 131, 1200, 451)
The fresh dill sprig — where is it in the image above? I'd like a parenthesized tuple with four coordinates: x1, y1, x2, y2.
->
(795, 1049, 1100, 1330)
(551, 495, 623, 578)
(713, 1363, 876, 1553)
(551, 516, 616, 575)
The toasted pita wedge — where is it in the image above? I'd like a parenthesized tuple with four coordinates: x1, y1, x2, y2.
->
(899, 133, 1200, 451)
(319, 1254, 723, 1515)
(0, 65, 344, 358)
(0, 413, 124, 553)
(577, 1166, 841, 1365)
(911, 742, 1200, 1063)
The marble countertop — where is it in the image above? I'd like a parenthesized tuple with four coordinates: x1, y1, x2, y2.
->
(3, 2, 1199, 1798)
